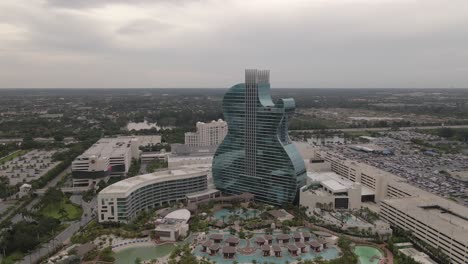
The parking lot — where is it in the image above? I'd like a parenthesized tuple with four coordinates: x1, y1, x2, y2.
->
(324, 131, 468, 206)
(0, 149, 61, 185)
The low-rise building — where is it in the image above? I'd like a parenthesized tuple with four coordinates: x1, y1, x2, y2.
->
(140, 152, 168, 163)
(155, 209, 190, 242)
(168, 155, 213, 169)
(398, 247, 438, 264)
(17, 183, 32, 198)
(72, 137, 139, 187)
(307, 134, 348, 146)
(300, 172, 362, 211)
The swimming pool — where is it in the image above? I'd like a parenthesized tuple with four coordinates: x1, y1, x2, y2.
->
(353, 245, 383, 264)
(213, 208, 260, 221)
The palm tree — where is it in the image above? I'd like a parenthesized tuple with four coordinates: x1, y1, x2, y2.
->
(58, 207, 68, 219)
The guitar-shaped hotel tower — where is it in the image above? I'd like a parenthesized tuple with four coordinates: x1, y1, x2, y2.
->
(212, 69, 306, 205)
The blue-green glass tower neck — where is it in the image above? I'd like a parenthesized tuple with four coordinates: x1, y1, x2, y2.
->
(212, 69, 306, 205)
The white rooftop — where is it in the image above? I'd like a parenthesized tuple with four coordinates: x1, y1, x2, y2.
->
(306, 171, 374, 196)
(399, 248, 437, 264)
(79, 137, 134, 159)
(321, 179, 347, 192)
(164, 209, 191, 223)
(307, 172, 354, 189)
(383, 196, 468, 244)
(99, 164, 210, 196)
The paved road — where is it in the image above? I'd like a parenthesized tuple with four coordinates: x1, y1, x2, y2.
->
(18, 195, 96, 264)
(35, 186, 90, 195)
(293, 124, 468, 133)
(8, 166, 71, 224)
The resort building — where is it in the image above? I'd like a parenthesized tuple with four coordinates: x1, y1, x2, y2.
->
(305, 149, 418, 202)
(380, 196, 468, 264)
(97, 165, 212, 223)
(298, 148, 468, 264)
(154, 209, 191, 242)
(185, 119, 228, 147)
(299, 172, 363, 211)
(213, 69, 306, 205)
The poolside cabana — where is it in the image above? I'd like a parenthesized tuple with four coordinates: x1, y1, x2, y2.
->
(309, 240, 321, 252)
(226, 237, 240, 247)
(293, 232, 302, 242)
(272, 245, 282, 257)
(210, 234, 224, 243)
(202, 240, 212, 252)
(276, 234, 290, 244)
(264, 235, 273, 244)
(222, 246, 236, 259)
(261, 245, 271, 256)
(317, 238, 327, 248)
(296, 242, 306, 253)
(213, 220, 224, 228)
(208, 244, 220, 255)
(287, 244, 299, 256)
(302, 232, 311, 242)
(256, 236, 266, 246)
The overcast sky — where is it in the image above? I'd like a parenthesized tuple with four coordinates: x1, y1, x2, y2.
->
(1, 0, 467, 88)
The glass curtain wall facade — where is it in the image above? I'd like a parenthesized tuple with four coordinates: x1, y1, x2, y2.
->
(212, 69, 306, 205)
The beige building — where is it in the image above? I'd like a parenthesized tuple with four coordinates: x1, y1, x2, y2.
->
(155, 209, 191, 242)
(300, 172, 362, 211)
(185, 119, 227, 147)
(381, 196, 468, 264)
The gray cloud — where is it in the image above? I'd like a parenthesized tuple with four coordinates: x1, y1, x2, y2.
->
(118, 19, 173, 35)
(0, 0, 467, 88)
(46, 0, 194, 9)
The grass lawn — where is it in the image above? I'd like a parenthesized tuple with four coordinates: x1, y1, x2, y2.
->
(1, 251, 24, 264)
(0, 150, 29, 165)
(40, 198, 83, 221)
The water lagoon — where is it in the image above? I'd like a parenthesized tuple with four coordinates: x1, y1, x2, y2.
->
(114, 244, 174, 264)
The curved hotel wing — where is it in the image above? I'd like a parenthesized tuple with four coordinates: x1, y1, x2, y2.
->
(212, 69, 306, 205)
(98, 165, 210, 223)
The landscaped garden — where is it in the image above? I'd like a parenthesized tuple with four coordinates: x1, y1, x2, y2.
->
(37, 188, 82, 221)
(40, 196, 82, 221)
